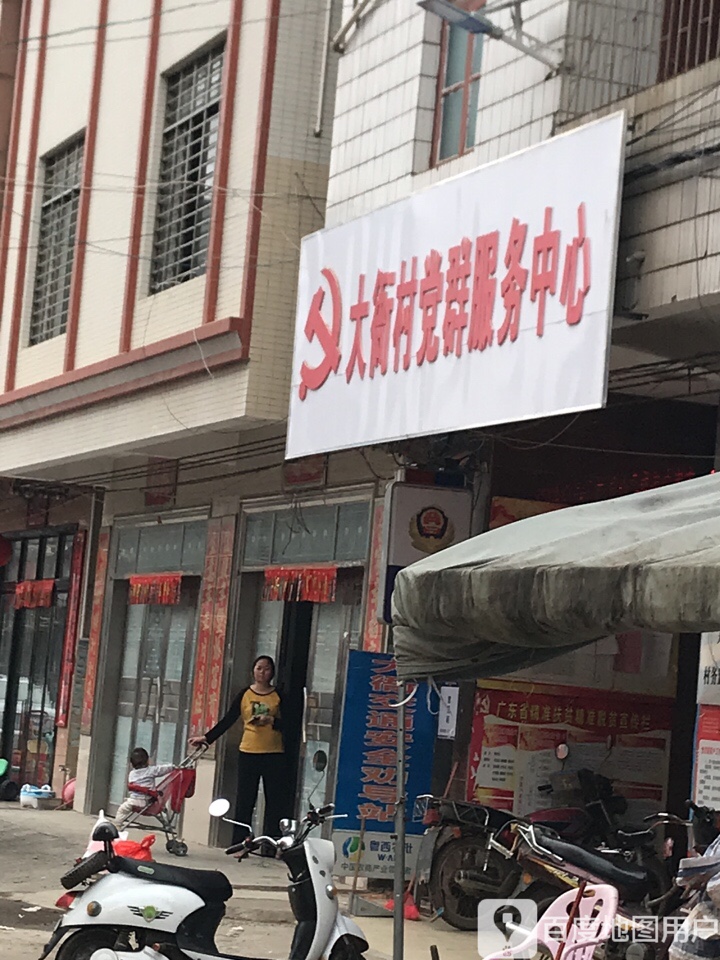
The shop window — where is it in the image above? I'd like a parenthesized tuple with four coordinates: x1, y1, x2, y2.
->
(335, 501, 372, 562)
(29, 136, 84, 344)
(23, 539, 40, 581)
(273, 505, 337, 563)
(41, 537, 59, 580)
(113, 520, 208, 577)
(432, 0, 484, 165)
(658, 0, 720, 81)
(149, 43, 224, 293)
(115, 527, 140, 577)
(244, 514, 274, 567)
(243, 503, 372, 568)
(180, 520, 207, 571)
(137, 524, 184, 573)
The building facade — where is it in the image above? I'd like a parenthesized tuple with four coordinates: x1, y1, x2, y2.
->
(0, 0, 402, 843)
(296, 0, 720, 841)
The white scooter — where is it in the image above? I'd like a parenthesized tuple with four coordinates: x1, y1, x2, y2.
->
(40, 799, 368, 960)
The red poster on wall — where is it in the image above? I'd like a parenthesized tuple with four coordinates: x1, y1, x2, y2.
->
(694, 705, 720, 806)
(469, 685, 673, 818)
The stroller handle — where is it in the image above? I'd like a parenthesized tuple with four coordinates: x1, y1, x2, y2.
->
(178, 745, 208, 767)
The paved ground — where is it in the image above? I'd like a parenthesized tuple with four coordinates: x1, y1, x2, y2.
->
(0, 805, 478, 960)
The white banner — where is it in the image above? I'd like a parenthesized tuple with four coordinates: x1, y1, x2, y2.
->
(698, 633, 720, 705)
(287, 112, 626, 459)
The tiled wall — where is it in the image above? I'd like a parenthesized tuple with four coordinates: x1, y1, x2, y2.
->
(326, 0, 570, 226)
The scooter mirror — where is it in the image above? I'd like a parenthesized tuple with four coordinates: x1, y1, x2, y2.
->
(208, 798, 231, 818)
(555, 743, 569, 761)
(313, 750, 328, 773)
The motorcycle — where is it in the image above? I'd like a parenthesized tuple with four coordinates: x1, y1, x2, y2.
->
(667, 834, 720, 960)
(414, 750, 645, 930)
(503, 803, 720, 959)
(39, 799, 368, 960)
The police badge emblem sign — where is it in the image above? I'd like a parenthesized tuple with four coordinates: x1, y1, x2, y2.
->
(380, 481, 472, 623)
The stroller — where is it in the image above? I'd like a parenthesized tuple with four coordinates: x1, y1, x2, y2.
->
(117, 750, 201, 856)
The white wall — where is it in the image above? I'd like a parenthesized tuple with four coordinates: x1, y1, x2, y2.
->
(325, 0, 570, 226)
(0, 0, 338, 477)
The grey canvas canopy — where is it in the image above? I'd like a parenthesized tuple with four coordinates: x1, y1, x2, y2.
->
(391, 472, 720, 682)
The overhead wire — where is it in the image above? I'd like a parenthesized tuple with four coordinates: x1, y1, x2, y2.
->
(14, 4, 333, 54)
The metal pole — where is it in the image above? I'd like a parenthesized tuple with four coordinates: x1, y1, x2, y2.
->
(393, 679, 406, 960)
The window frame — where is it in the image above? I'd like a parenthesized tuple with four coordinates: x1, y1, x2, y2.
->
(149, 42, 225, 295)
(658, 0, 720, 82)
(431, 0, 485, 167)
(28, 135, 85, 345)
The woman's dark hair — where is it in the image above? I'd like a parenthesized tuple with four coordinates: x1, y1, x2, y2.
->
(252, 655, 275, 680)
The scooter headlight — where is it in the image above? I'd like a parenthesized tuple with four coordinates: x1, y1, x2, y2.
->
(325, 884, 337, 900)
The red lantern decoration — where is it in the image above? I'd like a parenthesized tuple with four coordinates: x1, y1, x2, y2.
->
(0, 536, 11, 568)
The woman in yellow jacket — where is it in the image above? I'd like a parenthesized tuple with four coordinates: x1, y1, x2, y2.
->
(190, 655, 285, 844)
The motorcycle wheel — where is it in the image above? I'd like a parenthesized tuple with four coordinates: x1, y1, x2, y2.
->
(428, 836, 514, 931)
(56, 929, 119, 960)
(330, 934, 368, 960)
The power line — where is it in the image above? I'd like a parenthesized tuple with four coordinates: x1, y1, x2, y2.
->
(13, 5, 329, 54)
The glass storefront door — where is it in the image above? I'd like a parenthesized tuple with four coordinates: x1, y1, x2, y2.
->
(0, 532, 75, 787)
(107, 585, 199, 810)
(247, 570, 364, 823)
(297, 575, 363, 819)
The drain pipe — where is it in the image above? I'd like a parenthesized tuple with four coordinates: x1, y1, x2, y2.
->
(314, 0, 333, 137)
(332, 0, 375, 53)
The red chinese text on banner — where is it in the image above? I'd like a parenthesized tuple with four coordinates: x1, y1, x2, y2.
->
(14, 579, 55, 609)
(128, 573, 182, 605)
(263, 566, 337, 603)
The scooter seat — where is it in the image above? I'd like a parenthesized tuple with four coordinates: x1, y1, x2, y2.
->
(538, 834, 649, 900)
(114, 856, 233, 902)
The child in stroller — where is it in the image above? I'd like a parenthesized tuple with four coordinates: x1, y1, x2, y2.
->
(115, 746, 198, 856)
(116, 747, 174, 823)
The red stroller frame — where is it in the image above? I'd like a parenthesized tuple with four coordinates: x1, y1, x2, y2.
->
(117, 750, 201, 857)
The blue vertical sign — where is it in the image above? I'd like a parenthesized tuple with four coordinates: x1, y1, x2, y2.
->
(334, 650, 437, 835)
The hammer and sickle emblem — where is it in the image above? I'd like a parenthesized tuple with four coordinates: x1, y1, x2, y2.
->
(298, 268, 342, 401)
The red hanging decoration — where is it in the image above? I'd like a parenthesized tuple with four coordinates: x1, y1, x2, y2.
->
(262, 566, 337, 604)
(128, 573, 183, 605)
(14, 579, 55, 609)
(0, 535, 11, 568)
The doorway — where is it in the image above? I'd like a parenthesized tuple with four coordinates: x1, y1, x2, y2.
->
(106, 582, 199, 811)
(248, 569, 364, 824)
(0, 531, 76, 787)
(276, 601, 313, 811)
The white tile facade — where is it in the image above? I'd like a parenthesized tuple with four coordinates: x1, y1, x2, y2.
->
(0, 0, 340, 474)
(325, 0, 720, 368)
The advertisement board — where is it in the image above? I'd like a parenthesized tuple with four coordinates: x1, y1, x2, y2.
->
(333, 651, 437, 878)
(698, 633, 720, 705)
(287, 112, 626, 459)
(694, 705, 720, 806)
(469, 686, 673, 820)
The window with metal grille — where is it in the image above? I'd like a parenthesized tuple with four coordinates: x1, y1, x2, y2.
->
(658, 0, 720, 82)
(432, 1, 484, 165)
(150, 44, 224, 294)
(29, 136, 84, 345)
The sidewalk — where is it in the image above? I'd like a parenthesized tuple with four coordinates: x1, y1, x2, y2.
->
(0, 804, 479, 960)
(0, 804, 290, 923)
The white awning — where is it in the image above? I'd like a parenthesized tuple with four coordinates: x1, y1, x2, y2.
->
(392, 472, 720, 681)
